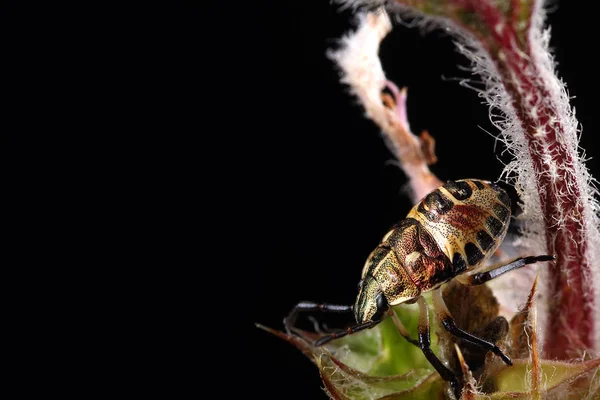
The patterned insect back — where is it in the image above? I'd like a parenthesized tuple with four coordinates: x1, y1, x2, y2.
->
(407, 179, 511, 274)
(357, 179, 512, 308)
(382, 218, 454, 293)
(359, 243, 421, 306)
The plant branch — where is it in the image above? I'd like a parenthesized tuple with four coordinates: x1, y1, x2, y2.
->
(328, 11, 442, 203)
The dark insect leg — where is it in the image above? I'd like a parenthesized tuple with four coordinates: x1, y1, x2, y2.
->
(432, 288, 512, 366)
(307, 316, 336, 334)
(459, 255, 555, 286)
(284, 301, 353, 335)
(313, 320, 375, 347)
(390, 309, 419, 346)
(415, 296, 460, 398)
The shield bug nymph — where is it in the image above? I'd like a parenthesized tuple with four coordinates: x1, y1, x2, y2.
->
(285, 179, 554, 394)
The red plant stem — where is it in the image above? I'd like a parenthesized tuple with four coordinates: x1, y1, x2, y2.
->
(453, 0, 594, 359)
(394, 0, 595, 358)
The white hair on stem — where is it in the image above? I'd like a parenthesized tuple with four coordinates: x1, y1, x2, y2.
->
(528, 0, 600, 351)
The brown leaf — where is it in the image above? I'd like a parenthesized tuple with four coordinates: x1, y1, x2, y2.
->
(441, 281, 508, 379)
(508, 273, 538, 360)
(418, 130, 437, 165)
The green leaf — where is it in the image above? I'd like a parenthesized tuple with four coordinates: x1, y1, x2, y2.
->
(365, 305, 436, 377)
(257, 301, 441, 399)
(319, 353, 434, 399)
(488, 358, 600, 393)
(375, 373, 446, 399)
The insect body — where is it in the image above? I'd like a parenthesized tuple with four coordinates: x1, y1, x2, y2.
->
(285, 179, 554, 395)
(355, 179, 511, 323)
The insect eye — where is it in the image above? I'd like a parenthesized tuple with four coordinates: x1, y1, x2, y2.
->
(357, 280, 363, 292)
(376, 293, 387, 312)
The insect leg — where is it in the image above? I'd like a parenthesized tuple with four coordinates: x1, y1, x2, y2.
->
(313, 320, 376, 346)
(307, 316, 337, 334)
(415, 296, 459, 396)
(284, 302, 353, 334)
(432, 287, 512, 366)
(390, 309, 419, 346)
(459, 255, 555, 286)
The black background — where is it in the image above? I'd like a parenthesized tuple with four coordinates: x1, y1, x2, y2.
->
(2, 2, 597, 397)
(204, 1, 599, 398)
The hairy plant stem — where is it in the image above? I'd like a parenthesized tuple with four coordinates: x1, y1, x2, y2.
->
(492, 33, 593, 360)
(386, 0, 596, 360)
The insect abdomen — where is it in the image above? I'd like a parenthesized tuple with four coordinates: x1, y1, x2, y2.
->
(380, 219, 453, 292)
(407, 179, 511, 273)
